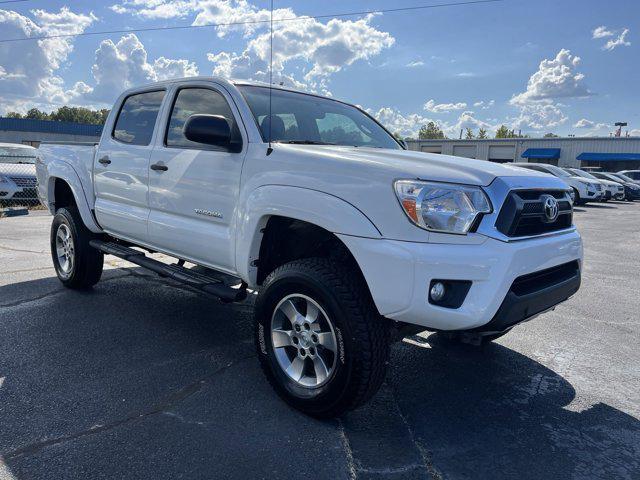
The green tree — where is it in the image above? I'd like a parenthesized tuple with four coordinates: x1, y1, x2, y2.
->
(477, 127, 488, 139)
(495, 125, 523, 138)
(3, 106, 110, 125)
(418, 121, 446, 139)
(464, 127, 474, 139)
(25, 108, 50, 120)
(543, 132, 558, 138)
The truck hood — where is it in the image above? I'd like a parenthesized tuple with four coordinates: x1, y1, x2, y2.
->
(288, 145, 551, 187)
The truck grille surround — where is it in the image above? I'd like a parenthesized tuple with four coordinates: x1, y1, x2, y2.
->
(495, 189, 573, 238)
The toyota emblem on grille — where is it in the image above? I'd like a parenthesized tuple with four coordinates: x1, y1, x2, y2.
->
(541, 195, 559, 222)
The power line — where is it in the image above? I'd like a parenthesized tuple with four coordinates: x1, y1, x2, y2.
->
(0, 0, 30, 4)
(0, 0, 503, 44)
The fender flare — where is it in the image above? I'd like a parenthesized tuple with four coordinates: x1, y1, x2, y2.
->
(45, 160, 102, 233)
(235, 185, 381, 285)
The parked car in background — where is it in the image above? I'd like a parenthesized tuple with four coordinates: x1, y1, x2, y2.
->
(609, 171, 640, 186)
(591, 172, 640, 201)
(0, 143, 39, 207)
(619, 170, 640, 181)
(566, 168, 624, 201)
(513, 162, 601, 205)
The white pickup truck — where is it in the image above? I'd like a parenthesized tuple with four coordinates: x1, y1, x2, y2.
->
(37, 77, 583, 417)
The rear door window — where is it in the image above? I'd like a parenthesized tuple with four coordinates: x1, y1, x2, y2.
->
(113, 90, 165, 146)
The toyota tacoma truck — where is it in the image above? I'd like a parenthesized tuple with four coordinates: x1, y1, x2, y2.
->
(36, 77, 583, 417)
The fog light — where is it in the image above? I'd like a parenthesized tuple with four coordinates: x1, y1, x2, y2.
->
(430, 282, 446, 302)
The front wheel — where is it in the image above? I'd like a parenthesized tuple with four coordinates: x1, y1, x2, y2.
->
(572, 188, 583, 206)
(254, 258, 389, 417)
(51, 207, 104, 289)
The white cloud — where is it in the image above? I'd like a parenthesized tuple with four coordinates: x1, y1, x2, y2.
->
(406, 60, 424, 68)
(573, 118, 609, 135)
(0, 7, 97, 112)
(473, 100, 495, 109)
(629, 129, 640, 137)
(592, 25, 631, 51)
(424, 99, 467, 113)
(370, 106, 498, 138)
(86, 34, 199, 102)
(455, 111, 492, 131)
(112, 0, 394, 92)
(592, 26, 614, 39)
(456, 72, 476, 77)
(510, 49, 591, 105)
(603, 29, 630, 51)
(509, 103, 568, 130)
(574, 118, 596, 128)
(370, 107, 436, 138)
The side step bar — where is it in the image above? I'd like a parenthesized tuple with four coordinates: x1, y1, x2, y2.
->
(89, 240, 247, 303)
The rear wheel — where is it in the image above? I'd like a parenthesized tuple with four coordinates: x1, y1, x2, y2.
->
(255, 258, 389, 417)
(51, 207, 104, 289)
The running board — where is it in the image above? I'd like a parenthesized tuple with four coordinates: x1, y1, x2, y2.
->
(89, 240, 247, 303)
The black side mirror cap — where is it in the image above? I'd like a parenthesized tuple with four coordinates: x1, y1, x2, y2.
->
(184, 114, 237, 150)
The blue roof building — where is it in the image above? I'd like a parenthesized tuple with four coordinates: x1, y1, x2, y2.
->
(0, 117, 103, 147)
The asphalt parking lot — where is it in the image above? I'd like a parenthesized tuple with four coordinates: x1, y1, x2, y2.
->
(0, 203, 639, 480)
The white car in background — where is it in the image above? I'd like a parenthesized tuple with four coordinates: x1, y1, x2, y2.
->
(619, 170, 640, 182)
(566, 168, 625, 201)
(513, 162, 602, 205)
(0, 143, 39, 206)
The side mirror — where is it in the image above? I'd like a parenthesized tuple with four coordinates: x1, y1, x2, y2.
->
(183, 114, 232, 149)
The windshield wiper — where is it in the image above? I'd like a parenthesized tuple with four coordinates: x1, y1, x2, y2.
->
(275, 140, 337, 145)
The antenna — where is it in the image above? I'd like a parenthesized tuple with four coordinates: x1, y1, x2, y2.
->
(266, 0, 274, 156)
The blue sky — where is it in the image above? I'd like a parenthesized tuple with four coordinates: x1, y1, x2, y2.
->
(0, 0, 638, 137)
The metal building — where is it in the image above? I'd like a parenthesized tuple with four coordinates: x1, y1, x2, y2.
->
(0, 117, 103, 147)
(406, 137, 640, 172)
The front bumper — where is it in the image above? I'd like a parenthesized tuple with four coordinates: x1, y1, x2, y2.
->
(338, 229, 583, 331)
(583, 189, 602, 201)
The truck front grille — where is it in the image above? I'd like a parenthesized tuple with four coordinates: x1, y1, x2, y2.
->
(495, 189, 573, 238)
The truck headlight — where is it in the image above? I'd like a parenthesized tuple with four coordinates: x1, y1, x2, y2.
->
(394, 180, 492, 234)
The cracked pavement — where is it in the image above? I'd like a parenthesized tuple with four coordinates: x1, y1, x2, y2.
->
(1, 205, 639, 479)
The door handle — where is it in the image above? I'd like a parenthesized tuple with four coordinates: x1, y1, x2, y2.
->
(150, 163, 168, 172)
(98, 156, 111, 165)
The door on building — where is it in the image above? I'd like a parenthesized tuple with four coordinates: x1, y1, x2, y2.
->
(452, 145, 477, 159)
(421, 145, 442, 154)
(488, 145, 515, 163)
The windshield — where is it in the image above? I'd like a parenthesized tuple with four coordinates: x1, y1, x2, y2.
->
(0, 145, 37, 164)
(570, 168, 598, 180)
(612, 172, 635, 182)
(238, 85, 401, 149)
(596, 173, 623, 183)
(540, 164, 570, 177)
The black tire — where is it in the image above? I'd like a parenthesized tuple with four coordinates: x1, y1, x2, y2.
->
(572, 188, 583, 206)
(254, 257, 389, 418)
(51, 207, 104, 289)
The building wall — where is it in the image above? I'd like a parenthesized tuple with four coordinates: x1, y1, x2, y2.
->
(406, 137, 640, 170)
